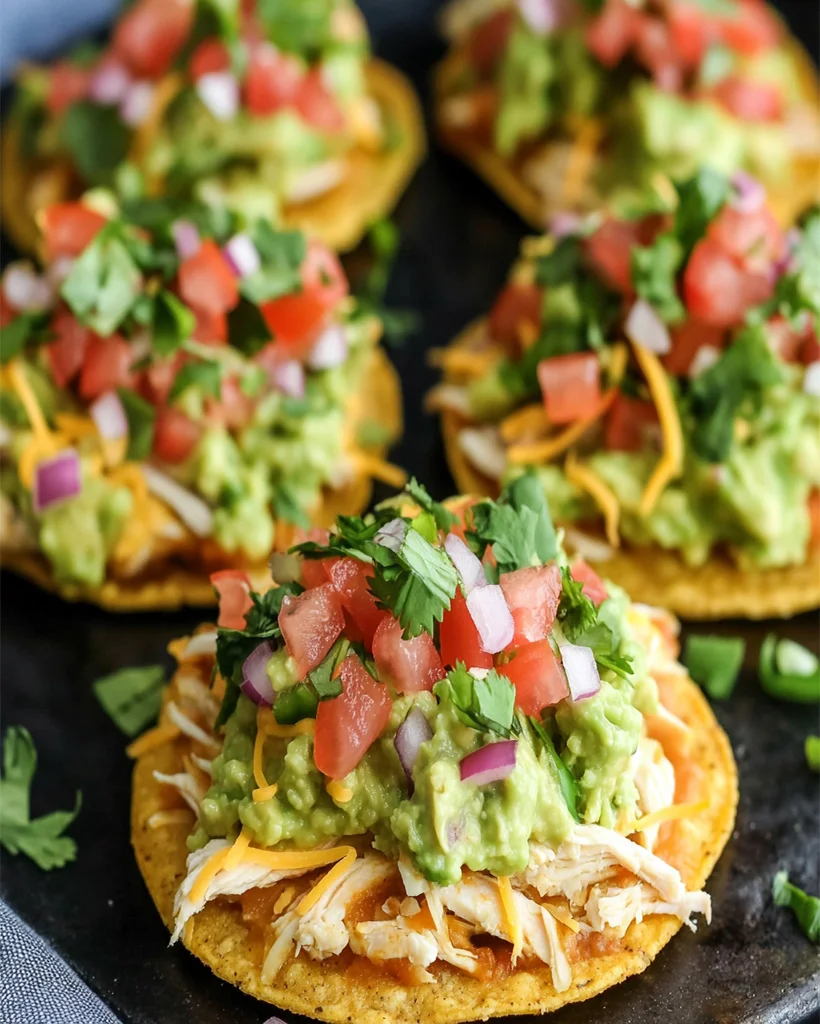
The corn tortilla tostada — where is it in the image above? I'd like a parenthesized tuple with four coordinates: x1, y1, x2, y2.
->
(429, 171, 820, 620)
(130, 478, 737, 1023)
(434, 0, 820, 230)
(0, 195, 403, 610)
(1, 0, 425, 257)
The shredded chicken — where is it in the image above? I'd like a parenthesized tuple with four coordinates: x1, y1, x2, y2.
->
(631, 738, 676, 851)
(286, 160, 346, 204)
(165, 701, 220, 755)
(458, 426, 507, 480)
(178, 631, 218, 660)
(584, 881, 711, 935)
(153, 769, 208, 813)
(175, 673, 220, 722)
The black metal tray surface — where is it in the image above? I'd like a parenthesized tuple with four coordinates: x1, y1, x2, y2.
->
(2, 2, 819, 1022)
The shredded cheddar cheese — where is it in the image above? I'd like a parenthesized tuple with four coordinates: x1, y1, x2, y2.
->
(126, 722, 181, 758)
(626, 799, 709, 834)
(274, 886, 296, 914)
(326, 780, 354, 803)
(630, 341, 684, 517)
(543, 903, 581, 934)
(7, 360, 61, 488)
(223, 827, 252, 872)
(560, 118, 602, 208)
(499, 403, 547, 443)
(564, 452, 620, 548)
(53, 413, 96, 440)
(295, 847, 357, 916)
(607, 342, 628, 386)
(189, 847, 231, 905)
(507, 389, 617, 465)
(497, 876, 523, 964)
(350, 452, 408, 489)
(429, 347, 499, 378)
(252, 784, 279, 803)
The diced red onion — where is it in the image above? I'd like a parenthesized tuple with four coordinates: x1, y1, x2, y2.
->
(559, 642, 601, 701)
(223, 233, 261, 278)
(119, 80, 154, 127)
(196, 71, 240, 121)
(270, 359, 305, 398)
(3, 262, 53, 312)
(625, 298, 671, 355)
(466, 584, 514, 653)
(548, 211, 583, 238)
(375, 518, 407, 553)
(142, 465, 213, 537)
(33, 449, 81, 513)
(516, 0, 568, 35)
(730, 171, 765, 214)
(90, 391, 128, 441)
(171, 220, 201, 260)
(803, 361, 820, 398)
(460, 740, 517, 785)
(444, 532, 486, 594)
(89, 61, 131, 105)
(394, 707, 433, 791)
(241, 641, 275, 705)
(307, 324, 348, 371)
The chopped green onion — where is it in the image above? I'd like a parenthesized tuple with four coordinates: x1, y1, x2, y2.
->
(759, 635, 820, 703)
(684, 634, 745, 700)
(805, 736, 820, 772)
(772, 871, 820, 943)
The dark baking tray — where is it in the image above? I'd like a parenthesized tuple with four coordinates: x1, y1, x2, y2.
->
(2, 2, 819, 1022)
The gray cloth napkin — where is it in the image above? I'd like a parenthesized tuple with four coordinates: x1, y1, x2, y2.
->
(0, 900, 121, 1024)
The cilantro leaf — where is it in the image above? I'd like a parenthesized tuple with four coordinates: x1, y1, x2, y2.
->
(631, 233, 686, 323)
(60, 101, 130, 184)
(557, 568, 632, 678)
(772, 871, 820, 943)
(0, 727, 81, 871)
(93, 665, 166, 737)
(61, 225, 143, 335)
(240, 224, 305, 304)
(273, 484, 311, 530)
(0, 311, 52, 364)
(557, 568, 598, 637)
(258, 0, 333, 56)
(354, 219, 419, 345)
(227, 297, 273, 356)
(534, 236, 582, 287)
(504, 471, 558, 564)
(169, 360, 222, 403)
(684, 634, 745, 700)
(436, 666, 518, 737)
(674, 169, 731, 255)
(306, 636, 350, 699)
(529, 717, 580, 821)
(117, 387, 156, 460)
(758, 635, 820, 704)
(468, 501, 539, 578)
(403, 478, 457, 534)
(153, 290, 197, 358)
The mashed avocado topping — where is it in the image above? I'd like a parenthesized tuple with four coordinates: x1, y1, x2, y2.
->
(191, 478, 655, 884)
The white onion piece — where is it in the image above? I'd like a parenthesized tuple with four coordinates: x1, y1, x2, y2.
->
(3, 262, 53, 312)
(223, 233, 261, 278)
(183, 631, 218, 658)
(172, 220, 201, 260)
(142, 466, 213, 537)
(89, 61, 131, 105)
(730, 171, 765, 214)
(457, 427, 507, 481)
(560, 642, 601, 701)
(803, 361, 820, 398)
(196, 71, 240, 121)
(466, 584, 514, 653)
(687, 344, 721, 380)
(90, 391, 128, 441)
(307, 324, 348, 370)
(375, 518, 407, 553)
(45, 256, 76, 288)
(563, 526, 614, 564)
(444, 533, 486, 594)
(548, 211, 583, 238)
(270, 359, 305, 398)
(625, 298, 671, 355)
(516, 0, 567, 35)
(120, 81, 155, 127)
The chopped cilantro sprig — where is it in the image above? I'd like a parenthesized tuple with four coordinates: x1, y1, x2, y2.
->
(772, 871, 820, 943)
(435, 665, 519, 737)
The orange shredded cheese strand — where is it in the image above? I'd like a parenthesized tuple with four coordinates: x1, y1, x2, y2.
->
(630, 341, 684, 517)
(497, 877, 523, 963)
(223, 827, 252, 872)
(274, 886, 296, 914)
(126, 722, 180, 759)
(499, 403, 547, 443)
(326, 780, 353, 803)
(8, 360, 50, 439)
(257, 708, 315, 738)
(560, 118, 603, 208)
(543, 903, 581, 934)
(351, 452, 408, 489)
(564, 451, 620, 548)
(252, 784, 279, 803)
(54, 413, 96, 440)
(627, 799, 709, 834)
(241, 846, 353, 874)
(167, 637, 189, 663)
(607, 342, 628, 385)
(189, 847, 231, 905)
(428, 347, 499, 377)
(295, 847, 357, 916)
(507, 389, 617, 465)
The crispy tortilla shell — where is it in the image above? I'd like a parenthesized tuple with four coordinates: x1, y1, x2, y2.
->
(434, 39, 820, 230)
(1, 347, 402, 610)
(439, 322, 820, 620)
(1, 60, 424, 256)
(131, 659, 736, 1024)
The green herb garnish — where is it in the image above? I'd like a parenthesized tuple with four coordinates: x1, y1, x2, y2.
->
(437, 665, 519, 737)
(529, 716, 579, 821)
(772, 871, 820, 943)
(758, 635, 820, 704)
(805, 736, 820, 772)
(117, 387, 156, 461)
(93, 665, 166, 737)
(685, 634, 746, 700)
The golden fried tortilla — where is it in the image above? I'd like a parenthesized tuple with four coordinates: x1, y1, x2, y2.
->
(1, 347, 402, 611)
(1, 60, 425, 256)
(130, 662, 736, 1024)
(434, 40, 820, 230)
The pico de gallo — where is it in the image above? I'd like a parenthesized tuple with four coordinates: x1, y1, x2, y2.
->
(10, 0, 403, 238)
(437, 0, 819, 216)
(431, 169, 820, 571)
(0, 193, 401, 593)
(136, 476, 722, 991)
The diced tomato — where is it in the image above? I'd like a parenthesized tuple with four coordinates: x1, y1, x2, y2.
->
(295, 69, 345, 132)
(46, 308, 91, 387)
(301, 239, 348, 310)
(468, 8, 515, 75)
(634, 16, 683, 92)
(605, 392, 659, 451)
(717, 0, 780, 55)
(584, 219, 636, 294)
(808, 490, 820, 547)
(152, 406, 202, 463)
(764, 315, 803, 363)
(801, 325, 820, 366)
(663, 318, 725, 376)
(570, 559, 608, 606)
(210, 569, 253, 630)
(178, 240, 239, 318)
(260, 291, 327, 354)
(205, 376, 254, 430)
(140, 353, 184, 405)
(711, 75, 783, 122)
(46, 61, 91, 117)
(78, 335, 133, 400)
(667, 2, 714, 67)
(326, 558, 387, 649)
(707, 204, 785, 274)
(488, 283, 542, 350)
(192, 307, 228, 345)
(372, 615, 445, 694)
(189, 38, 231, 81)
(41, 203, 107, 261)
(279, 583, 345, 679)
(586, 0, 639, 67)
(244, 43, 302, 116)
(499, 564, 562, 646)
(683, 239, 773, 327)
(0, 294, 14, 329)
(537, 352, 601, 425)
(314, 654, 392, 779)
(113, 0, 193, 79)
(497, 640, 568, 716)
(439, 591, 493, 671)
(301, 556, 334, 590)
